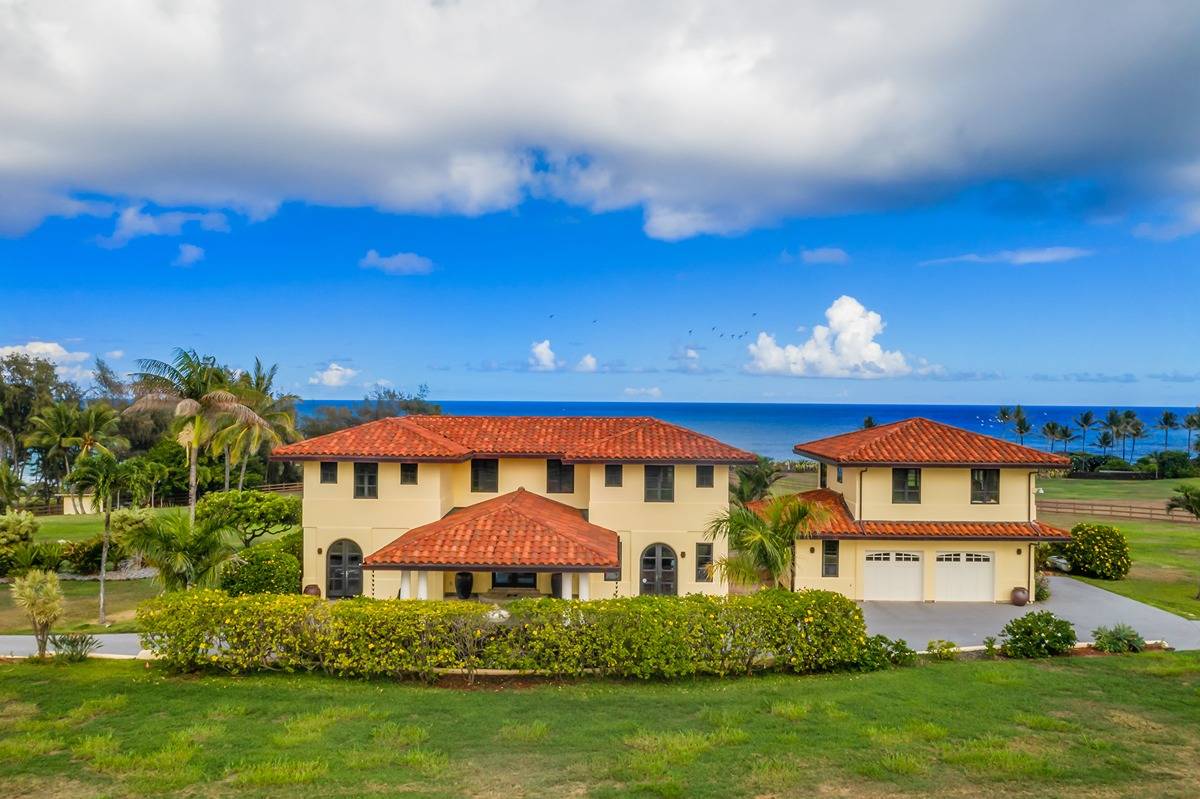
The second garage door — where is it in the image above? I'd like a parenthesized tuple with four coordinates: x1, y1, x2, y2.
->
(863, 551, 923, 601)
(934, 552, 995, 602)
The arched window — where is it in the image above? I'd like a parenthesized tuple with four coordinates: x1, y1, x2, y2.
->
(327, 539, 363, 598)
(639, 543, 677, 596)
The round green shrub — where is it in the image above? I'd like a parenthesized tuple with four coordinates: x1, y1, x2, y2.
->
(1091, 623, 1145, 654)
(999, 611, 1077, 658)
(220, 545, 301, 596)
(0, 510, 37, 547)
(1059, 523, 1131, 580)
(61, 535, 122, 575)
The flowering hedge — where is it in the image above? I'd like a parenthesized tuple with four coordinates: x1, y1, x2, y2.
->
(1058, 522, 1131, 580)
(137, 588, 868, 679)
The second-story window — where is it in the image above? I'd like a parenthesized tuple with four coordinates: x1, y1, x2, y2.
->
(971, 468, 1000, 504)
(471, 458, 499, 493)
(695, 464, 714, 488)
(546, 459, 575, 493)
(644, 465, 675, 502)
(892, 468, 921, 504)
(319, 461, 338, 484)
(605, 463, 623, 487)
(400, 462, 418, 485)
(353, 463, 378, 499)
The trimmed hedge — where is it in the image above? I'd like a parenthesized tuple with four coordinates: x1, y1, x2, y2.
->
(220, 545, 301, 596)
(999, 611, 1076, 658)
(1057, 523, 1131, 580)
(137, 588, 869, 679)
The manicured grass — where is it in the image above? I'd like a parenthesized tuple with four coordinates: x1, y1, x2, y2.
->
(32, 508, 176, 543)
(2, 654, 1199, 797)
(772, 471, 818, 495)
(0, 578, 158, 635)
(1038, 476, 1200, 503)
(1042, 513, 1200, 620)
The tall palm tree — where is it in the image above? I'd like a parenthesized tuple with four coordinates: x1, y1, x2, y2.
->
(1014, 415, 1032, 445)
(1102, 409, 1123, 460)
(1127, 418, 1148, 460)
(996, 406, 1013, 424)
(704, 494, 828, 590)
(1155, 410, 1180, 450)
(1096, 430, 1114, 455)
(127, 349, 269, 522)
(730, 456, 782, 504)
(1184, 410, 1200, 455)
(67, 452, 134, 624)
(218, 359, 299, 490)
(1073, 410, 1096, 453)
(121, 510, 233, 592)
(1040, 421, 1060, 452)
(24, 402, 79, 480)
(1058, 423, 1076, 452)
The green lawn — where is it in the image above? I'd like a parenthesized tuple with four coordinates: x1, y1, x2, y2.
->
(1042, 512, 1200, 620)
(772, 471, 819, 495)
(0, 578, 158, 635)
(2, 655, 1199, 798)
(33, 508, 175, 543)
(1038, 476, 1200, 503)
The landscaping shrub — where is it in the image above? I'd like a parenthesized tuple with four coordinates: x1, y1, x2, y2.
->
(50, 633, 100, 662)
(275, 528, 303, 562)
(0, 510, 37, 546)
(999, 611, 1076, 658)
(925, 640, 959, 661)
(1091, 623, 1146, 654)
(62, 535, 119, 574)
(137, 588, 869, 679)
(220, 545, 301, 596)
(982, 636, 998, 659)
(1136, 451, 1198, 479)
(1056, 523, 1131, 580)
(856, 635, 917, 671)
(1034, 575, 1051, 602)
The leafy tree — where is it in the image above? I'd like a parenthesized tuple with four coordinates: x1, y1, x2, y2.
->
(1155, 410, 1180, 450)
(195, 490, 301, 547)
(0, 461, 22, 513)
(1073, 410, 1096, 452)
(862, 415, 876, 429)
(301, 386, 439, 437)
(122, 510, 233, 591)
(730, 456, 782, 504)
(10, 569, 64, 657)
(705, 494, 828, 589)
(66, 452, 135, 623)
(0, 354, 80, 478)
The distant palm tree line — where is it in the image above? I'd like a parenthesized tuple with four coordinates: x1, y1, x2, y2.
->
(996, 405, 1200, 460)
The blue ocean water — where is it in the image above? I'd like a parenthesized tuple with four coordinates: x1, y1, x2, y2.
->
(296, 400, 1196, 460)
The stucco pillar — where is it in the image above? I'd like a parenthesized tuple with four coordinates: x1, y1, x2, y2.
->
(578, 573, 590, 600)
(559, 572, 573, 599)
(417, 571, 429, 600)
(399, 570, 411, 599)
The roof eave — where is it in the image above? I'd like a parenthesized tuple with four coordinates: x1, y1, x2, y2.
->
(363, 561, 618, 572)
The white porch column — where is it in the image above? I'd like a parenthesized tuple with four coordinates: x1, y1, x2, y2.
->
(398, 570, 411, 599)
(417, 571, 429, 600)
(578, 573, 590, 601)
(559, 572, 573, 599)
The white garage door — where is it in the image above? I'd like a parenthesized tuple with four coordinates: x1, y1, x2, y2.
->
(934, 552, 995, 602)
(863, 551, 923, 601)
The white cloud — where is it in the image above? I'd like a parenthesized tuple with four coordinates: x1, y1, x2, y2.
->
(623, 386, 662, 398)
(575, 353, 598, 373)
(793, 247, 850, 265)
(359, 249, 434, 275)
(103, 349, 124, 359)
(308, 362, 358, 387)
(669, 346, 706, 374)
(96, 205, 228, 248)
(0, 340, 92, 381)
(920, 247, 1093, 266)
(745, 295, 918, 379)
(3, 5, 1200, 238)
(529, 340, 559, 372)
(172, 243, 205, 266)
(1133, 202, 1200, 241)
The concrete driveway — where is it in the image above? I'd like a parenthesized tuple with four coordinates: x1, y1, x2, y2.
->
(863, 576, 1200, 650)
(0, 633, 143, 658)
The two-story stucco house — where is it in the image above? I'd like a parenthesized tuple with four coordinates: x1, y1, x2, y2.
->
(270, 415, 756, 601)
(786, 418, 1071, 603)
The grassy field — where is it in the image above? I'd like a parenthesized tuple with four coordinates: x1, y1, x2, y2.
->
(0, 578, 158, 635)
(1038, 476, 1200, 503)
(1, 654, 1198, 798)
(32, 507, 176, 543)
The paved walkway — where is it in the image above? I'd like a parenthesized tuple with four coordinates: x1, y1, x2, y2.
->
(863, 576, 1200, 650)
(0, 633, 142, 658)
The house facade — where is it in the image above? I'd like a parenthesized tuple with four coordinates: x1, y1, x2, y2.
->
(270, 415, 756, 600)
(786, 418, 1071, 603)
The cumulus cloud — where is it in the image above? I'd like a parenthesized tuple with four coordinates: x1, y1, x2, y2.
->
(172, 243, 205, 266)
(0, 340, 92, 380)
(1133, 202, 1200, 241)
(96, 205, 228, 248)
(529, 340, 559, 372)
(920, 247, 1093, 266)
(359, 249, 434, 275)
(3, 4, 1200, 238)
(575, 353, 598, 373)
(623, 386, 662, 398)
(782, 247, 850, 265)
(745, 295, 919, 379)
(308, 362, 358, 387)
(669, 346, 709, 374)
(103, 350, 125, 359)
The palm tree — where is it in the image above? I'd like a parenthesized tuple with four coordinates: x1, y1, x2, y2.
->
(997, 406, 1013, 424)
(9, 570, 64, 658)
(730, 456, 782, 504)
(1127, 418, 1148, 460)
(127, 349, 269, 522)
(1058, 423, 1076, 452)
(25, 402, 80, 510)
(67, 452, 134, 624)
(704, 494, 828, 590)
(1073, 410, 1096, 453)
(121, 510, 233, 591)
(216, 359, 298, 490)
(862, 415, 876, 429)
(1154, 410, 1180, 450)
(1096, 430, 1114, 455)
(1014, 415, 1032, 445)
(1166, 485, 1200, 598)
(1041, 421, 1060, 452)
(1103, 409, 1124, 460)
(1184, 410, 1200, 455)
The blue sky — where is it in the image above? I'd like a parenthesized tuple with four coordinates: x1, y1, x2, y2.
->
(2, 3, 1199, 406)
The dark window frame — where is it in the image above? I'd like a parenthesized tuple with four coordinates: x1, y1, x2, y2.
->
(819, 463, 828, 488)
(695, 464, 714, 488)
(970, 468, 1000, 504)
(643, 464, 675, 503)
(492, 571, 537, 589)
(604, 463, 623, 487)
(836, 466, 843, 483)
(546, 459, 575, 494)
(353, 462, 378, 499)
(822, 540, 840, 578)
(604, 540, 622, 581)
(400, 462, 418, 486)
(319, 461, 338, 484)
(470, 458, 499, 493)
(695, 542, 714, 582)
(891, 467, 921, 504)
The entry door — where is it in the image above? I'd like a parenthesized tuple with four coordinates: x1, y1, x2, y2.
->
(862, 551, 923, 601)
(640, 543, 678, 595)
(934, 552, 995, 602)
(327, 539, 363, 598)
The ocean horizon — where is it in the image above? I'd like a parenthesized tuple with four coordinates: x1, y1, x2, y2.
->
(295, 400, 1196, 461)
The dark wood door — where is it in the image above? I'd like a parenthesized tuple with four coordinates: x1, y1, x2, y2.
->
(327, 539, 363, 598)
(639, 543, 677, 595)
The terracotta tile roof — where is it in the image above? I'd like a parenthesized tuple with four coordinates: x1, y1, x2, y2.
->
(752, 489, 1070, 541)
(362, 488, 620, 570)
(793, 417, 1070, 467)
(272, 415, 757, 463)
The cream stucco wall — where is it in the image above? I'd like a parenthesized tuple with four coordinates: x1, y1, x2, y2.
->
(855, 466, 1036, 522)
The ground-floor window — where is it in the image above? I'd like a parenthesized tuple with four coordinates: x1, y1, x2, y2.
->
(822, 540, 840, 577)
(695, 542, 713, 582)
(326, 538, 363, 598)
(640, 543, 677, 595)
(492, 571, 537, 589)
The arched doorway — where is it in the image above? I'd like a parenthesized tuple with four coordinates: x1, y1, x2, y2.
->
(639, 543, 677, 595)
(327, 539, 363, 598)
